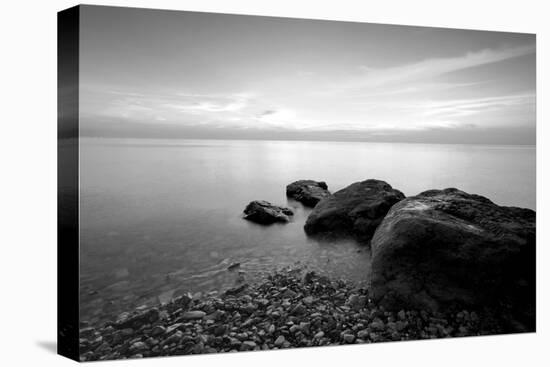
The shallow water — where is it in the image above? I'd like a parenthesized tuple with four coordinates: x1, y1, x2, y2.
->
(77, 138, 535, 325)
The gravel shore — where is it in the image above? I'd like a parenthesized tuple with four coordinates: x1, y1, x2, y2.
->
(79, 267, 508, 361)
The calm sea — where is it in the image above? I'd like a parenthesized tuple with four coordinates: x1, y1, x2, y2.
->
(78, 138, 535, 325)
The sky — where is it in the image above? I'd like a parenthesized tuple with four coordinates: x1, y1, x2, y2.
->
(79, 5, 536, 144)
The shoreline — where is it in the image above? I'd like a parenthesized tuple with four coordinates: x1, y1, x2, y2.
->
(79, 267, 517, 361)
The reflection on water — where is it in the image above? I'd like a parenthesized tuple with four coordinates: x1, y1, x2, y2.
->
(78, 138, 535, 325)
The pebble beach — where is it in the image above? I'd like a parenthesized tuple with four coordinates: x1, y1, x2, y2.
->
(79, 267, 506, 361)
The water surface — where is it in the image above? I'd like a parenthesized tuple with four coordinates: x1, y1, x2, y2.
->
(78, 138, 535, 325)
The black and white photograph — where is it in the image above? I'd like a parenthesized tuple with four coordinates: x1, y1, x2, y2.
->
(56, 4, 541, 362)
(4, 1, 549, 366)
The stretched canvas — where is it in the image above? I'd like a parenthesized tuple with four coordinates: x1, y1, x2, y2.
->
(58, 5, 536, 362)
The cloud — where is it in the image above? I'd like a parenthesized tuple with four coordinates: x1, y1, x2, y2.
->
(170, 93, 251, 113)
(302, 90, 534, 134)
(342, 43, 535, 91)
(421, 93, 535, 118)
(79, 41, 535, 144)
(82, 86, 259, 126)
(352, 81, 489, 99)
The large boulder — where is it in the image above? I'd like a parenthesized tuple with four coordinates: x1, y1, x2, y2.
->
(286, 180, 331, 207)
(369, 188, 535, 331)
(243, 200, 294, 225)
(304, 179, 405, 241)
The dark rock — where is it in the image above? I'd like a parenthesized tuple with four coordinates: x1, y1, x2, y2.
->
(343, 333, 355, 343)
(129, 341, 147, 353)
(165, 323, 183, 335)
(164, 330, 183, 345)
(290, 304, 306, 316)
(150, 325, 166, 336)
(80, 327, 96, 338)
(204, 310, 223, 321)
(289, 325, 300, 333)
(369, 318, 385, 331)
(302, 271, 316, 284)
(347, 294, 367, 311)
(397, 310, 406, 321)
(281, 288, 298, 299)
(240, 341, 256, 351)
(299, 322, 311, 334)
(274, 335, 285, 347)
(120, 328, 133, 336)
(369, 188, 535, 331)
(395, 321, 408, 332)
(224, 283, 249, 296)
(173, 295, 192, 309)
(243, 200, 294, 224)
(229, 337, 241, 347)
(114, 308, 159, 330)
(304, 179, 405, 241)
(286, 180, 330, 207)
(212, 324, 227, 337)
(356, 329, 369, 339)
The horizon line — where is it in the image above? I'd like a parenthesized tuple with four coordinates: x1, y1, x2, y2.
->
(74, 135, 536, 148)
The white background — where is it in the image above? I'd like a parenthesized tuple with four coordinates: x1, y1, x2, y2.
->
(0, 0, 548, 365)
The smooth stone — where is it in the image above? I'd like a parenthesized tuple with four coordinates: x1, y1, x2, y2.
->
(369, 188, 535, 331)
(180, 310, 206, 320)
(150, 325, 166, 336)
(357, 329, 369, 339)
(164, 330, 183, 345)
(241, 341, 256, 350)
(343, 334, 355, 343)
(120, 328, 134, 336)
(369, 319, 385, 331)
(304, 179, 405, 241)
(286, 180, 330, 207)
(274, 335, 285, 347)
(165, 323, 183, 334)
(129, 341, 147, 353)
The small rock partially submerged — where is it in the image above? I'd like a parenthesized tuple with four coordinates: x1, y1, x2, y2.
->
(286, 180, 331, 207)
(227, 262, 241, 271)
(243, 200, 294, 224)
(304, 179, 405, 241)
(369, 188, 535, 331)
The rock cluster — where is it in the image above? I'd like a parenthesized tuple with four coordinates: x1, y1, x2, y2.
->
(286, 180, 331, 207)
(79, 268, 502, 361)
(240, 180, 535, 335)
(243, 200, 294, 224)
